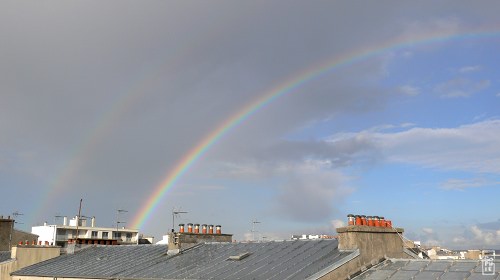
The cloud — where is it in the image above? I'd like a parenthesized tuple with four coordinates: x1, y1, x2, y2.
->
(399, 85, 420, 96)
(422, 227, 434, 234)
(434, 78, 491, 98)
(458, 65, 482, 73)
(397, 17, 461, 45)
(331, 219, 346, 229)
(440, 178, 498, 191)
(464, 225, 500, 247)
(329, 120, 500, 174)
(220, 160, 354, 223)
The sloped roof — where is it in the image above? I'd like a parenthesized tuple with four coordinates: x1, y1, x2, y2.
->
(12, 245, 166, 278)
(13, 240, 355, 280)
(0, 251, 11, 263)
(353, 259, 500, 280)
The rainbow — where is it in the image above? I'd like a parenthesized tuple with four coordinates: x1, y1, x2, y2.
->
(130, 27, 500, 229)
(32, 41, 201, 226)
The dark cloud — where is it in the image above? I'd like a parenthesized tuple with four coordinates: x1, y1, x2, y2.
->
(1, 1, 499, 240)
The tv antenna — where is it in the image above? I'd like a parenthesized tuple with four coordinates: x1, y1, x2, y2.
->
(54, 215, 65, 224)
(251, 219, 261, 241)
(12, 211, 23, 219)
(172, 208, 188, 231)
(116, 209, 128, 230)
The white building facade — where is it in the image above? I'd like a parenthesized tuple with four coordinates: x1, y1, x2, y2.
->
(32, 216, 139, 248)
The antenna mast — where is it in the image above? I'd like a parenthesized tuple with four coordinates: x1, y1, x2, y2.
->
(75, 199, 82, 244)
(172, 208, 188, 231)
(251, 219, 261, 241)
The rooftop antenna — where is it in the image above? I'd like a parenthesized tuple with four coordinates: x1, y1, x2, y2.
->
(54, 215, 64, 225)
(116, 209, 128, 230)
(251, 219, 261, 241)
(8, 212, 23, 251)
(172, 208, 188, 232)
(75, 199, 83, 245)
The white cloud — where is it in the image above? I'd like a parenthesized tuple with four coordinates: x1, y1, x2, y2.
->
(422, 227, 434, 234)
(434, 78, 491, 98)
(331, 219, 345, 229)
(399, 85, 420, 96)
(440, 178, 497, 191)
(458, 65, 482, 73)
(327, 120, 500, 174)
(469, 225, 500, 246)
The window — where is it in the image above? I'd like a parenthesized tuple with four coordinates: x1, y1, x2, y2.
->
(114, 232, 122, 239)
(126, 233, 132, 241)
(91, 231, 98, 238)
(102, 232, 109, 239)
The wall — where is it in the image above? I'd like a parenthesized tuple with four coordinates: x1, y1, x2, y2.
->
(1, 218, 39, 251)
(319, 226, 410, 280)
(167, 232, 233, 252)
(1, 246, 60, 280)
(31, 226, 56, 245)
(0, 218, 15, 251)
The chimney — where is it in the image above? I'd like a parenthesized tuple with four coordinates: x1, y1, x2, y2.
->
(360, 215, 367, 226)
(208, 225, 214, 234)
(367, 216, 373, 227)
(179, 223, 185, 233)
(355, 215, 361, 226)
(91, 216, 95, 227)
(167, 232, 180, 255)
(187, 223, 193, 233)
(216, 225, 221, 234)
(347, 214, 354, 226)
(202, 224, 207, 234)
(379, 216, 386, 227)
(63, 216, 68, 226)
(194, 224, 200, 234)
(336, 215, 409, 275)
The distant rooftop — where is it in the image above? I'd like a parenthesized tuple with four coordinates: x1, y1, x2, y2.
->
(0, 251, 11, 263)
(353, 259, 500, 280)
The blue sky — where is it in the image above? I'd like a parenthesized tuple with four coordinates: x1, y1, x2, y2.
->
(0, 1, 499, 249)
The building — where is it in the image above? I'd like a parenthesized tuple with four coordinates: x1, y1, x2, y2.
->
(31, 216, 139, 250)
(0, 244, 59, 280)
(12, 214, 422, 280)
(1, 216, 39, 251)
(12, 239, 358, 280)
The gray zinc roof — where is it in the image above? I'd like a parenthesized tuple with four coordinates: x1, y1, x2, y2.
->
(12, 245, 167, 278)
(13, 239, 356, 280)
(353, 259, 500, 280)
(0, 251, 11, 263)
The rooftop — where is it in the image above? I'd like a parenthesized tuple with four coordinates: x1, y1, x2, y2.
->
(13, 240, 356, 279)
(0, 251, 11, 263)
(353, 259, 500, 280)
